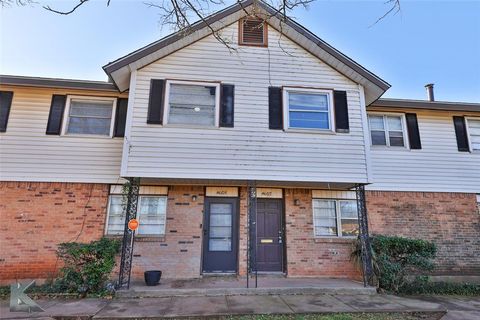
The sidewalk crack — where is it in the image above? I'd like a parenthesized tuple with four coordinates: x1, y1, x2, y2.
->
(278, 295, 295, 313)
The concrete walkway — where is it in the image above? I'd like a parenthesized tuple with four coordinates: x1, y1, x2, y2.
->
(1, 293, 467, 319)
(122, 277, 375, 298)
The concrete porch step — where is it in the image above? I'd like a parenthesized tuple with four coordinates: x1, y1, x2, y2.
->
(117, 285, 377, 298)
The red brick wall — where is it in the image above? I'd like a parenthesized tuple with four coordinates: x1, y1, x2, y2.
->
(130, 186, 204, 280)
(238, 187, 248, 276)
(8, 183, 475, 283)
(367, 191, 480, 276)
(284, 189, 361, 278)
(0, 181, 109, 284)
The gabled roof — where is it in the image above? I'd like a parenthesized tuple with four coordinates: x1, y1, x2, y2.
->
(371, 98, 480, 113)
(103, 0, 390, 104)
(0, 74, 118, 92)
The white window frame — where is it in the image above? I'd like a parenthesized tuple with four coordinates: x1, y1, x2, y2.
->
(105, 194, 168, 236)
(163, 79, 221, 127)
(282, 87, 335, 133)
(104, 195, 125, 236)
(368, 112, 409, 148)
(312, 198, 358, 238)
(61, 95, 117, 138)
(465, 117, 480, 152)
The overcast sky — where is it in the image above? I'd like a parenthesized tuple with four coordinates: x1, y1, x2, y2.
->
(1, 0, 479, 102)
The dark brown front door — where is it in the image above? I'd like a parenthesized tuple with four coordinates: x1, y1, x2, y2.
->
(256, 198, 284, 272)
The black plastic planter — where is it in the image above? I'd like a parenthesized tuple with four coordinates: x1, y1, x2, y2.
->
(144, 270, 162, 286)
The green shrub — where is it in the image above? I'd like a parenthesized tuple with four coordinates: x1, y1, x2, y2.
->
(55, 237, 121, 297)
(400, 276, 480, 296)
(353, 235, 437, 293)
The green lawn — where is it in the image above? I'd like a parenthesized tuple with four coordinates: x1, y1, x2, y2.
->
(226, 313, 443, 320)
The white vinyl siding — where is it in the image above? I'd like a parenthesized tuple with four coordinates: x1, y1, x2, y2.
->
(368, 110, 480, 193)
(0, 86, 124, 183)
(312, 199, 358, 237)
(466, 118, 480, 151)
(124, 23, 369, 184)
(106, 195, 167, 236)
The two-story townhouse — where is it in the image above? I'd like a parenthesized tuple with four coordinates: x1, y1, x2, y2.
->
(1, 0, 479, 286)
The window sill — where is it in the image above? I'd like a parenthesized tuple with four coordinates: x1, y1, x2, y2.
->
(60, 134, 113, 139)
(135, 236, 166, 242)
(157, 124, 224, 130)
(370, 145, 410, 151)
(104, 235, 166, 242)
(314, 237, 356, 244)
(283, 128, 336, 135)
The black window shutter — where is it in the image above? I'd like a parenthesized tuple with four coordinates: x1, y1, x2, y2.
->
(333, 90, 349, 133)
(453, 116, 469, 152)
(405, 113, 422, 149)
(147, 79, 165, 124)
(114, 98, 128, 137)
(0, 91, 14, 132)
(269, 87, 283, 130)
(220, 84, 234, 127)
(46, 95, 67, 135)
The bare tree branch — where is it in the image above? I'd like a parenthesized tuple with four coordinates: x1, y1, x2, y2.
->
(44, 0, 89, 14)
(43, 0, 111, 15)
(0, 0, 35, 7)
(370, 0, 401, 27)
(39, 0, 402, 49)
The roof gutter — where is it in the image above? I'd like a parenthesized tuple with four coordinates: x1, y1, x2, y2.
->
(0, 75, 119, 92)
(370, 98, 480, 113)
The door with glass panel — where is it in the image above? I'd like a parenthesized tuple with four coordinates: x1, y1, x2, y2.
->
(202, 198, 238, 273)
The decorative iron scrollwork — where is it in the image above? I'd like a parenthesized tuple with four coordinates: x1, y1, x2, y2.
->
(117, 177, 140, 290)
(356, 184, 374, 287)
(247, 181, 257, 288)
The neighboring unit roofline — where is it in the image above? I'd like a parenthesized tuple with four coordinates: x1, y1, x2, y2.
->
(0, 74, 119, 92)
(370, 98, 480, 113)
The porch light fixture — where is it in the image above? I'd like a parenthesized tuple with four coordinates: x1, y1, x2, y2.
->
(192, 195, 197, 201)
(294, 199, 300, 206)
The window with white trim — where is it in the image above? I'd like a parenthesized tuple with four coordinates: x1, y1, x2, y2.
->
(466, 118, 480, 151)
(106, 195, 167, 236)
(63, 97, 116, 136)
(164, 80, 220, 127)
(476, 194, 480, 214)
(312, 199, 359, 237)
(283, 88, 334, 131)
(368, 114, 406, 147)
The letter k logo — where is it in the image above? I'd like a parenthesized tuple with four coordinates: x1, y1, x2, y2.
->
(10, 281, 44, 312)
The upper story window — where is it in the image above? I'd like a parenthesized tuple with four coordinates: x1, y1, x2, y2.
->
(164, 80, 220, 127)
(368, 114, 407, 147)
(466, 118, 480, 151)
(106, 194, 167, 236)
(312, 199, 358, 237)
(283, 88, 334, 131)
(63, 96, 116, 136)
(239, 18, 267, 47)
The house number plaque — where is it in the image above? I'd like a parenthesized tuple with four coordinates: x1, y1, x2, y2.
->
(205, 187, 239, 197)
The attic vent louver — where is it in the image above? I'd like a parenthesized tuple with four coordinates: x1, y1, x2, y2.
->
(239, 18, 267, 46)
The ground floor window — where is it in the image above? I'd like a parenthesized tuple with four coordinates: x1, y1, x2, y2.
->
(106, 195, 167, 236)
(312, 199, 359, 237)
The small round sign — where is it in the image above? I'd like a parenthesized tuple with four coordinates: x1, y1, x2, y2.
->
(128, 218, 139, 231)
